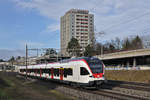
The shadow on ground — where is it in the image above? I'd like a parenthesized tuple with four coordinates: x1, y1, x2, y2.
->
(0, 72, 75, 100)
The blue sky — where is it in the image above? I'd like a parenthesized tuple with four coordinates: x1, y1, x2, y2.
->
(0, 0, 150, 60)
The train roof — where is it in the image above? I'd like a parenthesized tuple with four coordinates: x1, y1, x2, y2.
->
(60, 57, 100, 63)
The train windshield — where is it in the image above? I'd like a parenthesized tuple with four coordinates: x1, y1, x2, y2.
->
(85, 58, 103, 74)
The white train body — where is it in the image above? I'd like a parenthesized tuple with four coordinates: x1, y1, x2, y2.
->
(19, 57, 105, 86)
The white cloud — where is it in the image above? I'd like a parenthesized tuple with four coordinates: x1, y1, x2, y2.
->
(39, 23, 60, 34)
(13, 0, 150, 42)
(46, 24, 60, 32)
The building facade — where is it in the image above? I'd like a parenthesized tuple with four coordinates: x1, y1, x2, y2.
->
(60, 9, 94, 56)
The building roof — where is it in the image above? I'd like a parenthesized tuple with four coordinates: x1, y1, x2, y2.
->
(66, 9, 89, 14)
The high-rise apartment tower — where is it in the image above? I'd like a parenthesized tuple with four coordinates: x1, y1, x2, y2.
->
(60, 9, 94, 56)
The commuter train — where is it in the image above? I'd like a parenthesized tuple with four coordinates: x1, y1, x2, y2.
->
(19, 57, 105, 87)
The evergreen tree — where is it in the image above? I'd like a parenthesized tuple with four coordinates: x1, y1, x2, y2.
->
(67, 38, 81, 57)
(45, 48, 57, 56)
(122, 38, 132, 50)
(9, 56, 15, 62)
(108, 44, 116, 52)
(16, 56, 21, 60)
(131, 35, 143, 49)
(84, 44, 95, 57)
(0, 59, 4, 62)
(95, 43, 103, 55)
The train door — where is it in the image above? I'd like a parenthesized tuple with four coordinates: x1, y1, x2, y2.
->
(51, 68, 54, 79)
(59, 68, 64, 80)
(79, 67, 90, 83)
(73, 64, 79, 82)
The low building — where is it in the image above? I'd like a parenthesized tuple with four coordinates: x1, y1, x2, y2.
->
(96, 48, 150, 68)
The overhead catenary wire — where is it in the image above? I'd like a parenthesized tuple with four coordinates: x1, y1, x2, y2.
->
(102, 11, 150, 32)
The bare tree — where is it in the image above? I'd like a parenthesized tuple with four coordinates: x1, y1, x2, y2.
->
(114, 37, 122, 50)
(141, 35, 150, 48)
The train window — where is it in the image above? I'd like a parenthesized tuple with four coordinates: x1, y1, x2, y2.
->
(64, 68, 67, 77)
(37, 69, 40, 74)
(44, 69, 45, 73)
(54, 69, 56, 76)
(49, 69, 51, 75)
(85, 58, 103, 73)
(80, 67, 89, 75)
(56, 69, 59, 76)
(68, 68, 73, 75)
(41, 69, 44, 74)
(31, 69, 34, 72)
(41, 69, 43, 73)
(33, 69, 36, 73)
(27, 69, 30, 73)
(47, 69, 49, 73)
(34, 69, 36, 73)
(44, 69, 47, 73)
(54, 69, 59, 76)
(36, 69, 38, 73)
(42, 69, 47, 73)
(20, 69, 22, 72)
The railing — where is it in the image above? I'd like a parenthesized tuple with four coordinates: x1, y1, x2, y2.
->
(105, 66, 150, 70)
(97, 48, 150, 59)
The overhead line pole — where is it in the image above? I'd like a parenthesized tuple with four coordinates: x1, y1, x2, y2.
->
(26, 44, 28, 79)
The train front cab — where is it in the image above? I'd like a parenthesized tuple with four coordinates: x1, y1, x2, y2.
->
(79, 58, 105, 87)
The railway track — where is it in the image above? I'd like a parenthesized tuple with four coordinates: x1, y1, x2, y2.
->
(108, 80, 150, 87)
(94, 89, 149, 100)
(60, 82, 150, 100)
(101, 80, 150, 92)
(18, 75, 150, 100)
(61, 84, 150, 100)
(99, 80, 150, 99)
(65, 79, 150, 100)
(107, 80, 150, 91)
